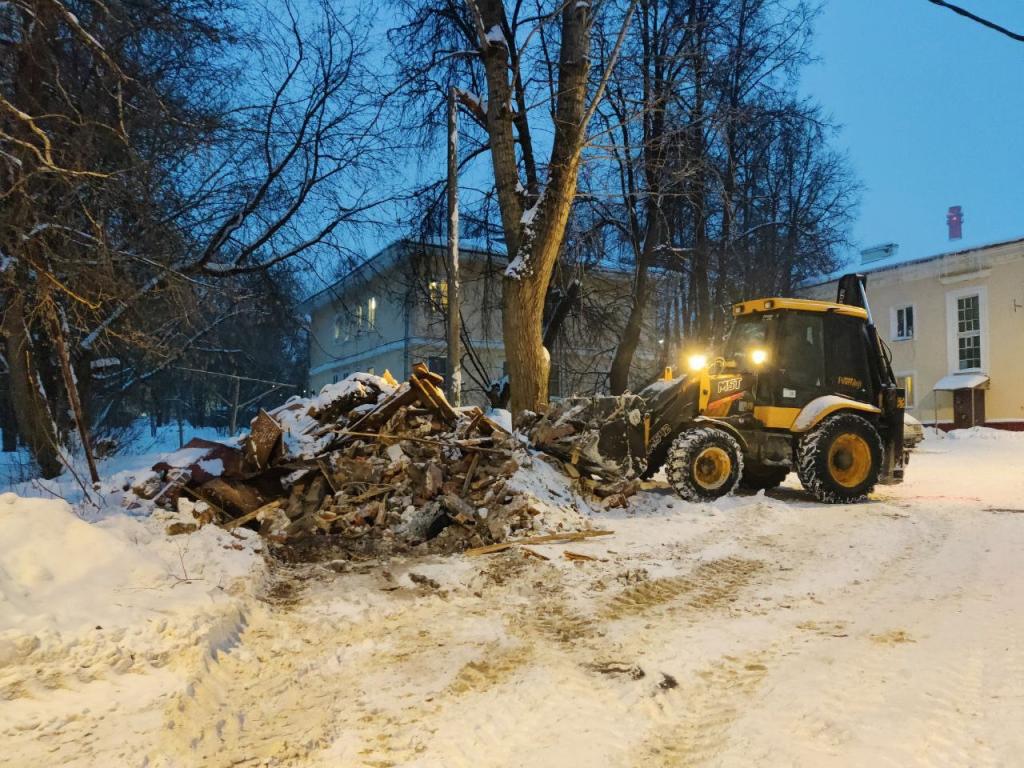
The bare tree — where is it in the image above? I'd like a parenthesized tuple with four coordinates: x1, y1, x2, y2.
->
(1, 0, 391, 477)
(392, 0, 637, 413)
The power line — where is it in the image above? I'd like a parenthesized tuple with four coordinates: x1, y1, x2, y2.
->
(172, 366, 298, 389)
(927, 0, 1024, 43)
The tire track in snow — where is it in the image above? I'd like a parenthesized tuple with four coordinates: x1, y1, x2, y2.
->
(630, 651, 773, 768)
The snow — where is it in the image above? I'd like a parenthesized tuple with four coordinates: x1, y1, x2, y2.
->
(484, 24, 507, 47)
(0, 493, 262, 754)
(487, 407, 513, 433)
(789, 394, 872, 431)
(933, 372, 989, 391)
(159, 445, 209, 468)
(271, 372, 395, 459)
(197, 457, 224, 477)
(4, 428, 1024, 765)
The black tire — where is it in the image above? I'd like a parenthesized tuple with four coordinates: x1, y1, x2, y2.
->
(797, 413, 883, 503)
(665, 427, 743, 502)
(739, 465, 789, 492)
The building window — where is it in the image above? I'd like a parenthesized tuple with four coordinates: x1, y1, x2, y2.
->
(428, 356, 448, 386)
(956, 294, 981, 370)
(367, 297, 377, 329)
(946, 286, 987, 374)
(428, 281, 448, 312)
(333, 315, 344, 341)
(892, 305, 914, 340)
(895, 372, 915, 409)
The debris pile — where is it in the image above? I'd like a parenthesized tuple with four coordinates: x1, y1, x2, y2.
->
(525, 394, 649, 499)
(140, 365, 589, 556)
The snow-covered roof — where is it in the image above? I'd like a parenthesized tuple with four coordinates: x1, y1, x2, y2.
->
(933, 373, 989, 391)
(802, 235, 1024, 289)
(298, 239, 505, 313)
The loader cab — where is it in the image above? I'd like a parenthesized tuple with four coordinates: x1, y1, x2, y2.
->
(722, 299, 876, 414)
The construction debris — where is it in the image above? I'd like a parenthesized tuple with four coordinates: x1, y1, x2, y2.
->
(145, 366, 591, 557)
(526, 394, 650, 480)
(463, 529, 614, 557)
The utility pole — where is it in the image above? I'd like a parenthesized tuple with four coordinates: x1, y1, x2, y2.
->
(447, 85, 462, 406)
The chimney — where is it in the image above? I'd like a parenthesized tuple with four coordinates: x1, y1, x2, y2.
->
(947, 206, 964, 241)
(860, 243, 899, 264)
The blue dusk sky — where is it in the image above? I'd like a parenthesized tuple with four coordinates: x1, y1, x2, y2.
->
(802, 1, 1024, 266)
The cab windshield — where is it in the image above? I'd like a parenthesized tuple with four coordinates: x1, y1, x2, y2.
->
(724, 313, 774, 365)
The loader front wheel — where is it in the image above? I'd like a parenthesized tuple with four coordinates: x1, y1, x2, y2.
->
(666, 428, 743, 502)
(797, 413, 883, 503)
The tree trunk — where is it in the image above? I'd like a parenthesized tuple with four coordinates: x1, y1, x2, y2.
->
(487, 0, 591, 414)
(502, 278, 548, 413)
(609, 216, 664, 394)
(1, 294, 62, 478)
(47, 303, 100, 483)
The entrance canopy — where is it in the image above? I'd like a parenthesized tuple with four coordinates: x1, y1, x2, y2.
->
(933, 373, 990, 391)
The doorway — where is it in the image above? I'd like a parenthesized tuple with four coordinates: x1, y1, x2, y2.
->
(953, 388, 985, 429)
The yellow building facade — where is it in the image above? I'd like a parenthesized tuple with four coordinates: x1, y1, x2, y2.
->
(802, 238, 1024, 429)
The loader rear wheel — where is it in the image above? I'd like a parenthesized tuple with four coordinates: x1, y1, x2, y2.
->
(666, 428, 743, 502)
(739, 465, 789, 492)
(797, 413, 883, 503)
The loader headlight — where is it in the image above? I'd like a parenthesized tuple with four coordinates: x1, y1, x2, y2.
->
(750, 348, 768, 366)
(687, 353, 708, 372)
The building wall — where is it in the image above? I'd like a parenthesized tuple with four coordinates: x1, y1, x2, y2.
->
(305, 241, 670, 403)
(308, 261, 409, 391)
(802, 242, 1024, 427)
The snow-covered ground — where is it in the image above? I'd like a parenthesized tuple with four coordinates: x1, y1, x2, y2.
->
(3, 428, 1024, 767)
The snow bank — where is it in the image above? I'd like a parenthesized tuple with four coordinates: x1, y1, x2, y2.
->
(944, 425, 1024, 441)
(0, 493, 262, 676)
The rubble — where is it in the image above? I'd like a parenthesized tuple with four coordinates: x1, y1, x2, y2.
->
(526, 394, 650, 482)
(145, 365, 592, 557)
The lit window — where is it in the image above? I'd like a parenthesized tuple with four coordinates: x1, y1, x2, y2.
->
(896, 373, 914, 409)
(956, 295, 981, 370)
(367, 297, 377, 328)
(333, 315, 343, 340)
(428, 281, 448, 312)
(354, 304, 364, 333)
(893, 305, 914, 340)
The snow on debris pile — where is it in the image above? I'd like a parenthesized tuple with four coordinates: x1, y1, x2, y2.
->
(524, 394, 650, 500)
(270, 371, 396, 458)
(0, 492, 260, 686)
(136, 365, 595, 558)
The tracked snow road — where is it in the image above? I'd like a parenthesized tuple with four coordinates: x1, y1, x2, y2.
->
(4, 428, 1024, 767)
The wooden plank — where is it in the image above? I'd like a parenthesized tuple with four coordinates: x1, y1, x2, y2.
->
(563, 550, 598, 562)
(412, 362, 445, 385)
(248, 409, 283, 469)
(409, 375, 457, 424)
(520, 547, 550, 561)
(464, 529, 613, 556)
(461, 452, 481, 495)
(221, 499, 283, 530)
(347, 385, 418, 433)
(512, 530, 613, 545)
(330, 430, 510, 455)
(465, 542, 514, 556)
